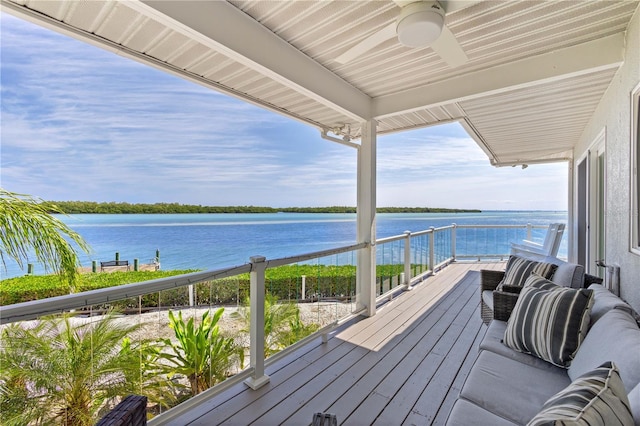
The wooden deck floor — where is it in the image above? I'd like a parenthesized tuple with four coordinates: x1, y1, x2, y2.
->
(162, 261, 505, 426)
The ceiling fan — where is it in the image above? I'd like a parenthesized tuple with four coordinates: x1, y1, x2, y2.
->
(335, 0, 469, 68)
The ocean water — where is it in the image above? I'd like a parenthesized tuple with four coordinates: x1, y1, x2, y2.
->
(2, 211, 567, 279)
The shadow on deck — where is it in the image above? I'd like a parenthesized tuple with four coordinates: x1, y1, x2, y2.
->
(162, 261, 505, 426)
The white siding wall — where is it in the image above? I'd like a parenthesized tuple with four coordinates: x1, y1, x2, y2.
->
(574, 5, 640, 311)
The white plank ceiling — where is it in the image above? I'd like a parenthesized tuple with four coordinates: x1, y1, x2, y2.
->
(2, 0, 638, 166)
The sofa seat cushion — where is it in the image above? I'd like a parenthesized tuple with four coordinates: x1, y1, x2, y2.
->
(482, 290, 494, 311)
(460, 351, 571, 424)
(527, 362, 634, 426)
(447, 398, 519, 426)
(504, 285, 594, 367)
(480, 320, 561, 371)
(588, 284, 634, 324)
(497, 255, 558, 290)
(569, 309, 640, 394)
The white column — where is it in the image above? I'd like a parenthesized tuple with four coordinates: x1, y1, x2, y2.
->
(244, 255, 270, 390)
(356, 120, 377, 317)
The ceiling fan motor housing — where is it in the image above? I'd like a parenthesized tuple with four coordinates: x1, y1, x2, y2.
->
(396, 1, 445, 48)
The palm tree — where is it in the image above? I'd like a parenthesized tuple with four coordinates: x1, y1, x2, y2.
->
(0, 188, 90, 287)
(0, 311, 173, 426)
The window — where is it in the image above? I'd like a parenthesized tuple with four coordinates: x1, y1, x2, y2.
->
(631, 83, 640, 254)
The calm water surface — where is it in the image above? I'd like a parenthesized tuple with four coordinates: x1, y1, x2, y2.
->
(2, 211, 567, 278)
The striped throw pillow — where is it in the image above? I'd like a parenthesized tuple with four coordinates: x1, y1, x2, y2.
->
(527, 362, 634, 426)
(524, 273, 561, 291)
(497, 255, 558, 291)
(504, 285, 594, 367)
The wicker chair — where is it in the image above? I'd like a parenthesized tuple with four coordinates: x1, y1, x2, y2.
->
(492, 287, 522, 322)
(96, 395, 147, 426)
(480, 269, 504, 324)
(481, 270, 602, 325)
(480, 271, 527, 324)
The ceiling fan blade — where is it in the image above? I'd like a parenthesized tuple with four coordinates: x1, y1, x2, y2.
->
(431, 25, 468, 67)
(440, 0, 481, 14)
(392, 0, 418, 7)
(335, 22, 396, 64)
(395, 0, 480, 14)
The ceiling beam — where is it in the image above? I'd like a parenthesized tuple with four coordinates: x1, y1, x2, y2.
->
(372, 33, 625, 119)
(138, 0, 372, 122)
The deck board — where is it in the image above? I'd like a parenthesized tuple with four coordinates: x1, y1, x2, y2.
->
(345, 276, 478, 424)
(428, 319, 486, 426)
(370, 272, 482, 425)
(163, 261, 504, 426)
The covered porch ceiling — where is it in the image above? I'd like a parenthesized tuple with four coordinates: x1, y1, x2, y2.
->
(2, 0, 637, 166)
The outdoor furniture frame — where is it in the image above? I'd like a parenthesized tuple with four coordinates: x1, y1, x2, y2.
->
(510, 223, 565, 259)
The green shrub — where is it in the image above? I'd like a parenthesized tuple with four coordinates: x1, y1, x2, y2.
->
(0, 270, 197, 305)
(1, 263, 424, 307)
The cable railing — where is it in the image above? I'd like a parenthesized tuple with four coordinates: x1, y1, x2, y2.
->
(0, 222, 562, 424)
(454, 223, 554, 260)
(0, 243, 367, 424)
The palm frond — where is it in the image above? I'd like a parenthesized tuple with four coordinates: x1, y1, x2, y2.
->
(0, 188, 91, 287)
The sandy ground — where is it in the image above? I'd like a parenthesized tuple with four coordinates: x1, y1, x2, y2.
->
(0, 302, 356, 404)
(3, 302, 356, 344)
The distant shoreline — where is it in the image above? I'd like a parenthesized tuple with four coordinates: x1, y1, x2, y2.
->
(44, 201, 481, 215)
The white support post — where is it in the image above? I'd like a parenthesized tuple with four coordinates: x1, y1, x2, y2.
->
(244, 255, 270, 390)
(451, 223, 457, 261)
(429, 227, 435, 274)
(566, 160, 575, 262)
(526, 223, 533, 240)
(356, 120, 377, 317)
(403, 231, 412, 290)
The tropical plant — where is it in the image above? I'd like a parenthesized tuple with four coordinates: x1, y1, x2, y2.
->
(275, 309, 320, 348)
(158, 309, 243, 396)
(0, 311, 171, 426)
(235, 293, 319, 357)
(0, 188, 91, 288)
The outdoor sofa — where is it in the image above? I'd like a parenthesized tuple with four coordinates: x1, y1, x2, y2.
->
(447, 255, 640, 425)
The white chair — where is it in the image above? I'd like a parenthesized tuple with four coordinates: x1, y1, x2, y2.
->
(510, 223, 565, 260)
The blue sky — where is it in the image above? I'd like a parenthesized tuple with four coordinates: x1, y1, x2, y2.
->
(0, 13, 568, 210)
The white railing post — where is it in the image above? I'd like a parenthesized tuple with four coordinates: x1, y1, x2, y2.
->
(403, 231, 412, 289)
(244, 255, 270, 390)
(451, 223, 457, 261)
(429, 227, 435, 273)
(526, 223, 532, 240)
(301, 275, 306, 300)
